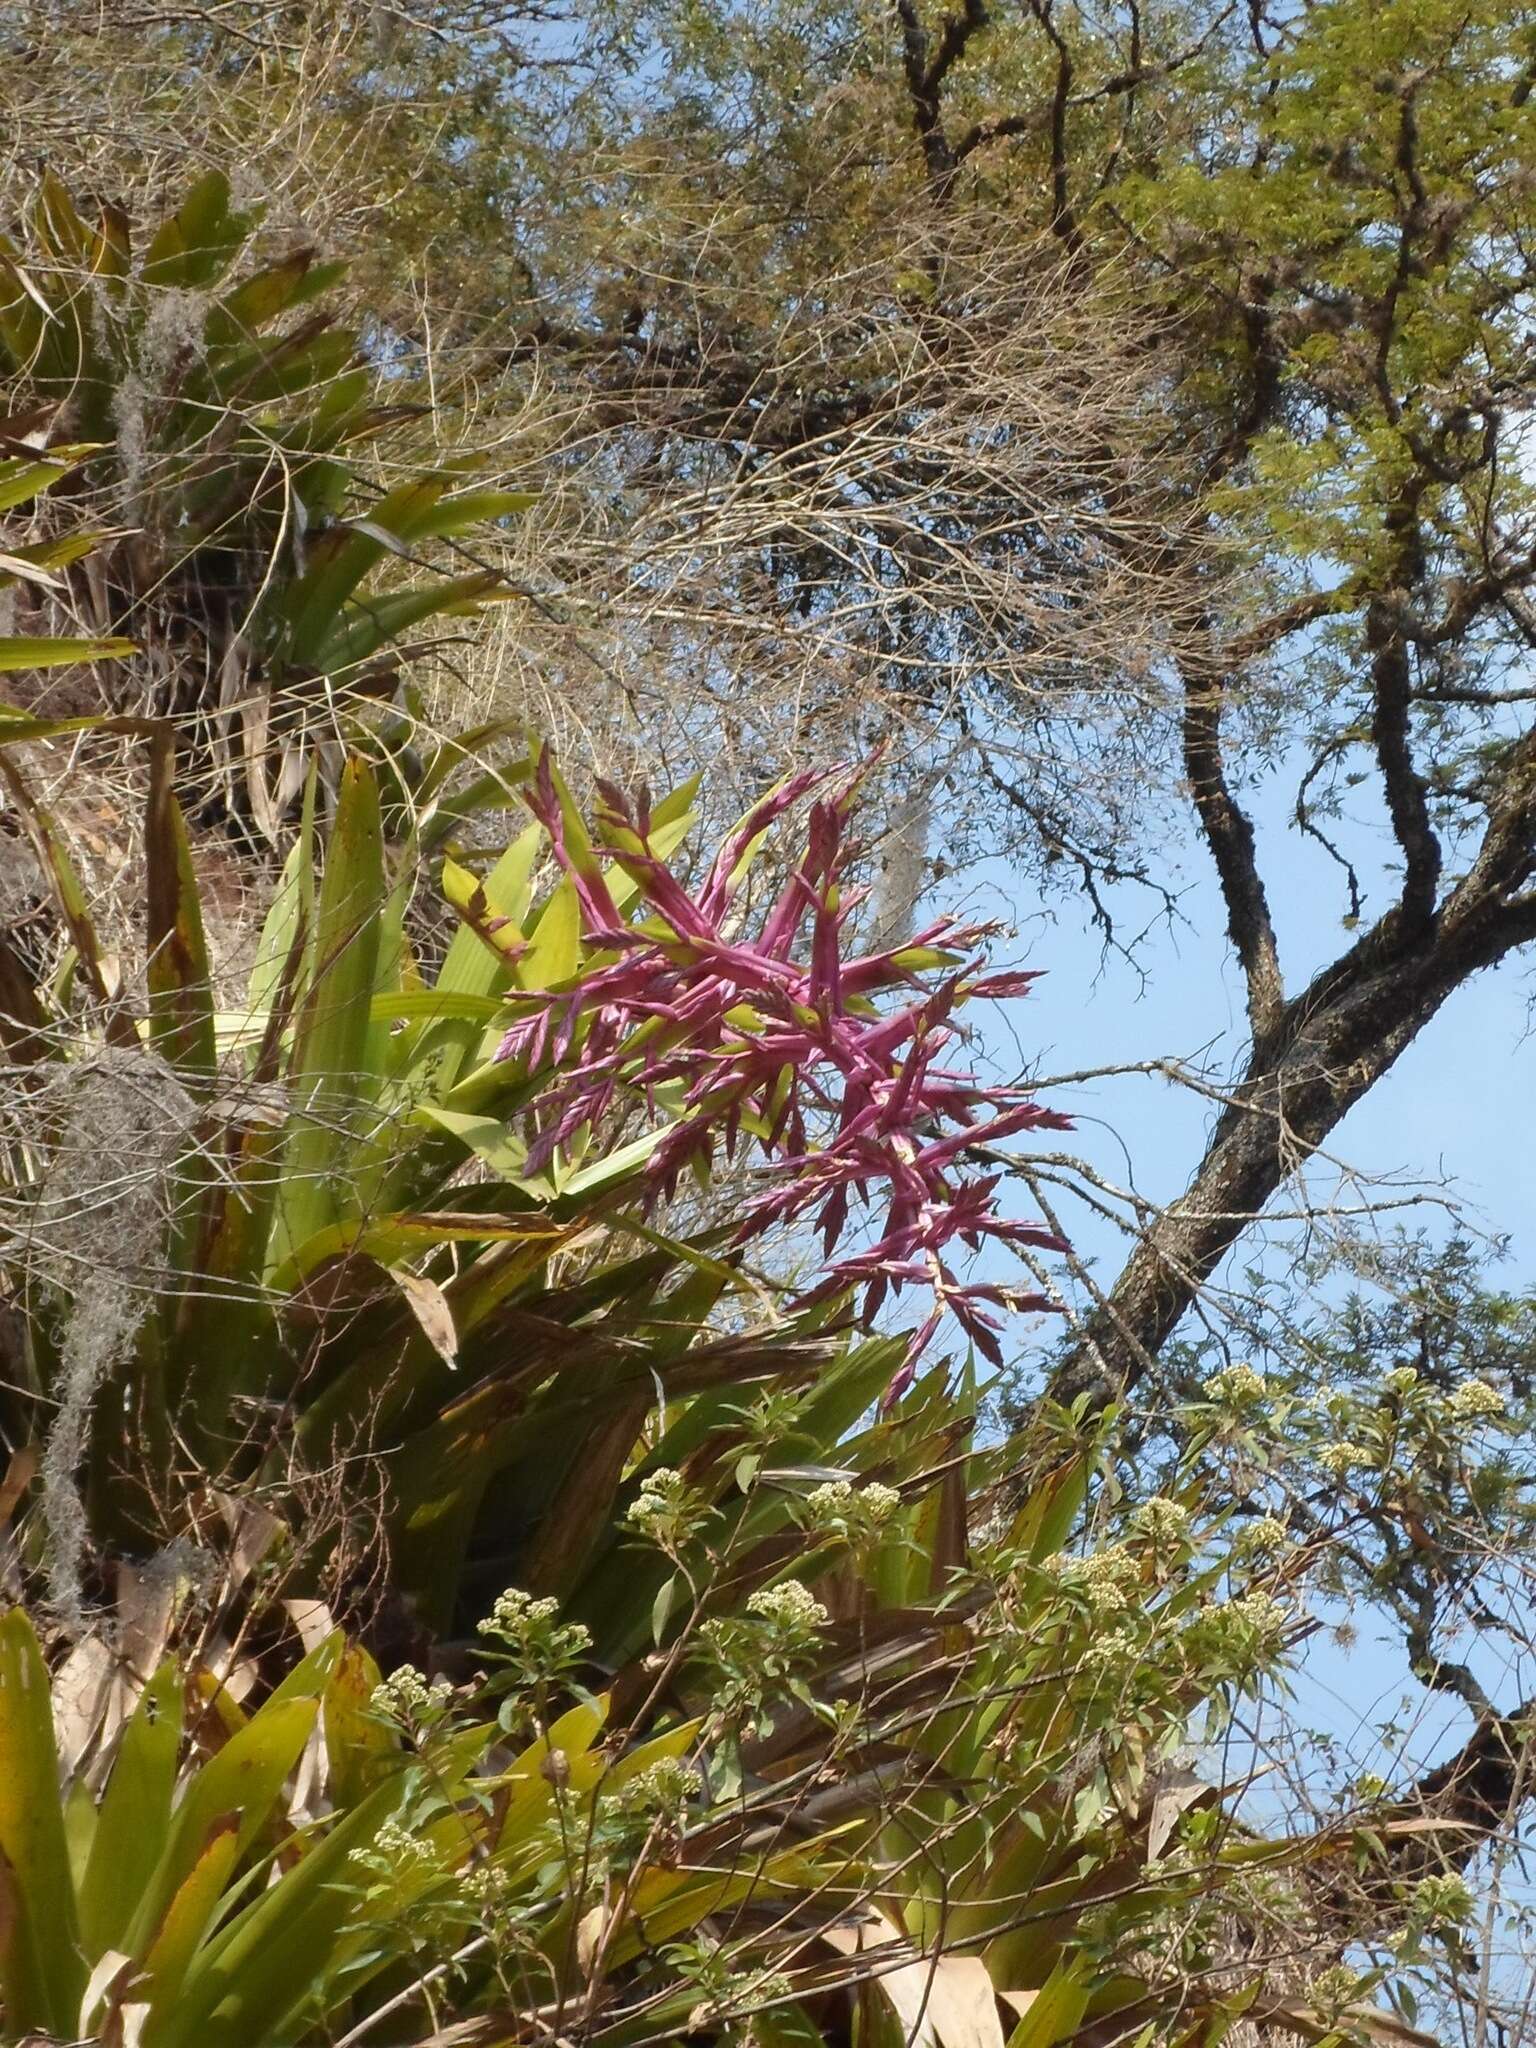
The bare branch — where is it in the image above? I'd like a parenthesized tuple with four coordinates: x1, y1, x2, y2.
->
(1180, 649, 1286, 1043)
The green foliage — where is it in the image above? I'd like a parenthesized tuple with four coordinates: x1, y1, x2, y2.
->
(0, 742, 741, 1629)
(0, 443, 135, 673)
(1157, 1232, 1536, 1707)
(0, 701, 1368, 2044)
(9, 24, 1528, 2029)
(0, 1385, 1325, 2048)
(1116, 0, 1536, 592)
(0, 1602, 745, 2046)
(0, 169, 525, 830)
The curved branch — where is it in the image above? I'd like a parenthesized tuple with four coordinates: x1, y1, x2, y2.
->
(1180, 653, 1286, 1043)
(891, 0, 990, 194)
(1029, 0, 1083, 253)
(1368, 598, 1443, 931)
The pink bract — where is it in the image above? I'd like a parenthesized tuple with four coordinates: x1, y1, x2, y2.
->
(494, 751, 1071, 1389)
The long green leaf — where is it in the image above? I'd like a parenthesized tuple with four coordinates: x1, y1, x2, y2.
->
(269, 756, 385, 1272)
(280, 479, 525, 665)
(1004, 1960, 1093, 2048)
(78, 1657, 184, 1960)
(309, 570, 504, 678)
(0, 1609, 85, 2030)
(0, 754, 134, 1041)
(133, 1817, 241, 2021)
(142, 170, 254, 290)
(145, 742, 216, 1078)
(0, 452, 78, 511)
(0, 634, 135, 671)
(269, 1207, 566, 1297)
(160, 1774, 412, 2048)
(204, 250, 344, 348)
(122, 1697, 320, 1958)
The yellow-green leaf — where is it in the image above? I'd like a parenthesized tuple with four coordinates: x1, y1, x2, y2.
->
(78, 1658, 183, 1960)
(270, 756, 385, 1269)
(123, 1697, 319, 1958)
(134, 1816, 241, 2014)
(0, 635, 135, 673)
(1004, 1961, 1092, 2048)
(0, 1608, 85, 2030)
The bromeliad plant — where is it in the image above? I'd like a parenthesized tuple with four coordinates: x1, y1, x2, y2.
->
(0, 716, 1067, 1642)
(493, 755, 1071, 1385)
(0, 1593, 845, 2048)
(0, 169, 526, 830)
(0, 1344, 978, 2048)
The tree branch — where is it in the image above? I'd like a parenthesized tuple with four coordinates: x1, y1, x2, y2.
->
(1368, 593, 1443, 930)
(1029, 0, 1083, 253)
(1180, 651, 1286, 1044)
(1362, 1699, 1536, 1888)
(891, 0, 990, 194)
(1042, 853, 1536, 1416)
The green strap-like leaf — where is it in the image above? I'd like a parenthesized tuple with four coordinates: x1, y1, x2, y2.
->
(307, 569, 505, 679)
(78, 1657, 184, 1960)
(141, 170, 256, 290)
(1004, 1960, 1093, 2048)
(320, 1642, 393, 1811)
(203, 249, 338, 348)
(145, 742, 216, 1078)
(156, 1772, 414, 2048)
(0, 1609, 86, 2031)
(269, 1207, 567, 1298)
(0, 634, 136, 672)
(0, 452, 78, 512)
(269, 756, 386, 1272)
(122, 1696, 320, 1960)
(131, 1816, 241, 2020)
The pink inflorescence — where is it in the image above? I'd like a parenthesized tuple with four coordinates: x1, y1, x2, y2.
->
(496, 752, 1072, 1395)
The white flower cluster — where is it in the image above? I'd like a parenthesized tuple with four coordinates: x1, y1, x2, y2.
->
(1132, 1496, 1191, 1545)
(1384, 1366, 1420, 1396)
(370, 1664, 454, 1722)
(1054, 1544, 1141, 1617)
(478, 1585, 592, 1667)
(687, 1970, 794, 2033)
(745, 1581, 830, 1633)
(463, 1863, 513, 1907)
(1447, 1377, 1505, 1424)
(1412, 1872, 1476, 1927)
(804, 1478, 902, 1533)
(1079, 1624, 1140, 1673)
(1234, 1514, 1291, 1558)
(1182, 1588, 1292, 1677)
(1219, 1591, 1290, 1651)
(621, 1755, 703, 1811)
(369, 1815, 439, 1874)
(1316, 1440, 1371, 1479)
(1201, 1363, 1267, 1406)
(482, 1588, 561, 1636)
(1308, 1964, 1362, 2012)
(625, 1467, 703, 1545)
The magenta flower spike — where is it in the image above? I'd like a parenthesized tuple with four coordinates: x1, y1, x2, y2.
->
(491, 749, 1072, 1390)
